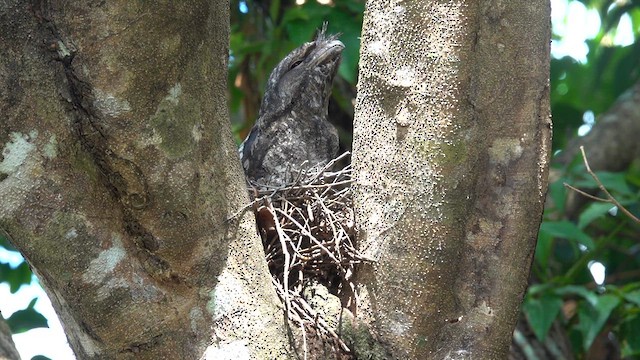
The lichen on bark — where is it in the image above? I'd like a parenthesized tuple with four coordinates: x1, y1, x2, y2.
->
(352, 0, 551, 358)
(0, 0, 292, 358)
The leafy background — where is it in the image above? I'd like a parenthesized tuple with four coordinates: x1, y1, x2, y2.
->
(2, 0, 640, 358)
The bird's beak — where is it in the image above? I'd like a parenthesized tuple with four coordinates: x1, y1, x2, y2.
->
(310, 40, 344, 68)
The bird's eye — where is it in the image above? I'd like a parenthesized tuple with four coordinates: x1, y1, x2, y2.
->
(290, 60, 303, 69)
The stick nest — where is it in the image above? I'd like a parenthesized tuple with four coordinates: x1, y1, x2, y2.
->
(247, 152, 370, 355)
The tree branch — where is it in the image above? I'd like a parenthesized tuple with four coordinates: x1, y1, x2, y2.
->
(564, 146, 640, 224)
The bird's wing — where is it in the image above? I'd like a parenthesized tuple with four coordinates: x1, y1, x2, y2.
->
(239, 126, 260, 171)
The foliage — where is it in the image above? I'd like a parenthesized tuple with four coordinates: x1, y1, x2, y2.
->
(5, 298, 48, 334)
(0, 235, 49, 334)
(527, 157, 640, 357)
(551, 2, 640, 149)
(525, 2, 640, 356)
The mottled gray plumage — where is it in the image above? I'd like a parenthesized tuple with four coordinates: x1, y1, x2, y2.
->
(239, 26, 343, 187)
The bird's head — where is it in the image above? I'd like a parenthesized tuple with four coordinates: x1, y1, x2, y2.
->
(259, 25, 344, 118)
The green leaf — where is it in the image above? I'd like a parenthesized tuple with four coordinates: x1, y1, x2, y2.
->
(343, 0, 365, 13)
(6, 298, 48, 334)
(623, 289, 640, 306)
(31, 356, 52, 360)
(626, 161, 640, 188)
(527, 283, 554, 296)
(535, 228, 553, 271)
(554, 285, 598, 305)
(620, 282, 640, 293)
(574, 171, 632, 196)
(576, 294, 620, 350)
(269, 0, 281, 23)
(548, 178, 568, 214)
(578, 202, 615, 229)
(327, 9, 362, 83)
(594, 172, 633, 195)
(523, 294, 564, 341)
(233, 40, 269, 58)
(621, 314, 640, 357)
(281, 5, 311, 24)
(0, 261, 32, 293)
(539, 221, 595, 250)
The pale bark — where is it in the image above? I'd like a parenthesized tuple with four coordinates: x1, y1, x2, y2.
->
(0, 1, 290, 359)
(352, 1, 551, 358)
(0, 316, 20, 360)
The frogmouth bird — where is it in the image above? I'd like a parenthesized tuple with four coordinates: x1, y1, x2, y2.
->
(239, 25, 343, 187)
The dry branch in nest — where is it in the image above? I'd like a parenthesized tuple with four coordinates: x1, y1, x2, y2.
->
(247, 152, 371, 356)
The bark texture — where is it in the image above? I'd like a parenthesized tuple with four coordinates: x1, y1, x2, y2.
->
(0, 316, 20, 360)
(352, 1, 551, 358)
(558, 80, 640, 172)
(0, 1, 290, 358)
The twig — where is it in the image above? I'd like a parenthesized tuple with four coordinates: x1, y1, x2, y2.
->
(245, 152, 370, 356)
(300, 319, 308, 360)
(269, 200, 292, 320)
(564, 146, 640, 224)
(563, 184, 608, 202)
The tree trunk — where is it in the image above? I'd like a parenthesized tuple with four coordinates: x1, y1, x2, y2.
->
(0, 1, 290, 358)
(352, 0, 551, 358)
(0, 316, 20, 360)
(558, 80, 640, 172)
